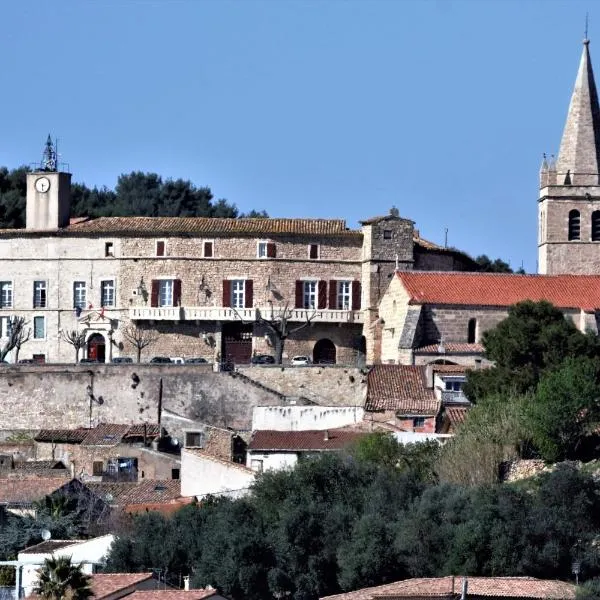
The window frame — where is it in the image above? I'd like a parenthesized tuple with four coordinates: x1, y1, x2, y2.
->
(155, 240, 166, 257)
(568, 209, 581, 241)
(257, 240, 268, 259)
(337, 280, 352, 310)
(303, 280, 318, 309)
(0, 281, 13, 309)
(231, 279, 246, 309)
(104, 242, 114, 257)
(158, 279, 174, 307)
(33, 315, 46, 340)
(73, 281, 87, 309)
(383, 229, 393, 240)
(412, 417, 426, 428)
(33, 280, 47, 309)
(100, 279, 116, 308)
(308, 244, 320, 260)
(203, 240, 214, 258)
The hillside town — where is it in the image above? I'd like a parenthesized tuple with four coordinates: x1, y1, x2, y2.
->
(4, 13, 600, 600)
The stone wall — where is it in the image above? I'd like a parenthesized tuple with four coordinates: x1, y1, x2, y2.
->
(237, 365, 367, 406)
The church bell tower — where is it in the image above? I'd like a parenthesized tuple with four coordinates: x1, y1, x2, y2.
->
(26, 135, 71, 230)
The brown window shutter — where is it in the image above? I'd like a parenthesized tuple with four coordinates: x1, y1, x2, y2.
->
(309, 244, 319, 259)
(222, 280, 232, 307)
(150, 280, 159, 307)
(245, 280, 254, 308)
(267, 243, 276, 258)
(328, 280, 338, 309)
(173, 279, 182, 306)
(295, 281, 303, 309)
(352, 281, 362, 309)
(204, 241, 213, 258)
(318, 280, 327, 309)
(156, 241, 165, 257)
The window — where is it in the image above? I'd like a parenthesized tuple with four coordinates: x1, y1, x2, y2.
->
(73, 281, 86, 309)
(412, 417, 425, 428)
(257, 241, 268, 258)
(171, 468, 180, 480)
(231, 280, 245, 308)
(101, 280, 115, 307)
(250, 459, 264, 473)
(303, 281, 317, 309)
(568, 209, 581, 241)
(203, 241, 213, 258)
(159, 280, 173, 307)
(33, 316, 45, 339)
(32, 354, 46, 364)
(33, 281, 47, 308)
(92, 461, 103, 477)
(383, 229, 393, 240)
(593, 211, 600, 241)
(0, 317, 10, 339)
(156, 240, 166, 256)
(0, 282, 12, 308)
(467, 318, 477, 344)
(105, 242, 114, 257)
(445, 380, 463, 392)
(185, 431, 205, 448)
(309, 244, 319, 259)
(337, 281, 351, 310)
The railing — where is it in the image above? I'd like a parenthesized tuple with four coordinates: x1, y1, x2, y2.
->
(441, 390, 470, 404)
(130, 305, 364, 324)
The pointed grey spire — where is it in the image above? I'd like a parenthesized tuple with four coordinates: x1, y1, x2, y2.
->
(556, 40, 600, 185)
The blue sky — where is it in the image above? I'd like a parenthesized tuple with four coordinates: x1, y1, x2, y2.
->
(0, 0, 593, 271)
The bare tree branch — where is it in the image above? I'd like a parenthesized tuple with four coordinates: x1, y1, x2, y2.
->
(0, 317, 31, 362)
(121, 324, 158, 363)
(60, 330, 87, 364)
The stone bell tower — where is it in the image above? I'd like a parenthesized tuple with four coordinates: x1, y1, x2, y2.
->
(538, 39, 600, 274)
(26, 135, 71, 230)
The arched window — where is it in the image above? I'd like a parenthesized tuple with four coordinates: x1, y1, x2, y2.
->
(467, 318, 477, 344)
(592, 211, 600, 241)
(568, 209, 581, 241)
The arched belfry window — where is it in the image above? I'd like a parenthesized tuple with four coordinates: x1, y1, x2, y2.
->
(592, 211, 600, 241)
(568, 209, 581, 241)
(467, 318, 477, 344)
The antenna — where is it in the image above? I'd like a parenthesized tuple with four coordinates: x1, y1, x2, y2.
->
(585, 12, 589, 41)
(444, 228, 448, 248)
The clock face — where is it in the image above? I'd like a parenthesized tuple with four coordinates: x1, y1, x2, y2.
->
(35, 177, 50, 193)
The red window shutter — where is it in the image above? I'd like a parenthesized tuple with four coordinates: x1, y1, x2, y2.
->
(173, 279, 182, 306)
(245, 280, 254, 308)
(222, 280, 231, 307)
(150, 280, 159, 307)
(295, 281, 303, 309)
(318, 280, 327, 309)
(352, 281, 362, 309)
(328, 280, 337, 309)
(267, 243, 276, 258)
(156, 241, 165, 257)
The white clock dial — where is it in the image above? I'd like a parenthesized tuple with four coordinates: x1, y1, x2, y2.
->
(35, 177, 50, 193)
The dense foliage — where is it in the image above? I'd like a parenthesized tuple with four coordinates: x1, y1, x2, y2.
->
(0, 166, 267, 227)
(34, 556, 93, 600)
(474, 254, 525, 273)
(104, 447, 600, 600)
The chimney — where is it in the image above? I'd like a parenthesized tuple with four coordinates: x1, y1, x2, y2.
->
(183, 576, 190, 591)
(461, 577, 468, 600)
(323, 430, 329, 442)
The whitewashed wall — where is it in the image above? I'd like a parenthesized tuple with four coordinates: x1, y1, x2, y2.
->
(252, 406, 364, 431)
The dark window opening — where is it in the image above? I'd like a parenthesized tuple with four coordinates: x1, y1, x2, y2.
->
(156, 241, 166, 256)
(171, 468, 180, 480)
(204, 241, 213, 258)
(467, 318, 477, 344)
(105, 242, 114, 257)
(593, 211, 600, 241)
(569, 209, 581, 241)
(309, 244, 319, 259)
(383, 230, 392, 240)
(413, 417, 425, 428)
(92, 461, 103, 476)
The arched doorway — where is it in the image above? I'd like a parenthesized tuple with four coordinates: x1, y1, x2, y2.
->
(313, 338, 336, 365)
(87, 333, 106, 363)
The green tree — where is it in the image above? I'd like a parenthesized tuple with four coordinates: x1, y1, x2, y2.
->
(464, 300, 600, 402)
(474, 254, 514, 273)
(33, 556, 93, 600)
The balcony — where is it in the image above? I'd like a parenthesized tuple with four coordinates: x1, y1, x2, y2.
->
(441, 390, 470, 405)
(129, 305, 364, 324)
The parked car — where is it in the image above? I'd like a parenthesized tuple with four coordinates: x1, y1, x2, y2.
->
(251, 354, 275, 365)
(291, 356, 311, 366)
(170, 357, 185, 364)
(150, 356, 172, 364)
(80, 358, 100, 363)
(185, 357, 208, 364)
(18, 359, 35, 364)
(112, 357, 133, 364)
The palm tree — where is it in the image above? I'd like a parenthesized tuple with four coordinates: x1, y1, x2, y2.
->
(33, 556, 93, 600)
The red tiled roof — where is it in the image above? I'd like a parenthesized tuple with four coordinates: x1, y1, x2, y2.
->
(87, 480, 181, 505)
(248, 429, 364, 451)
(82, 424, 132, 446)
(66, 216, 355, 236)
(431, 365, 468, 374)
(124, 424, 161, 440)
(397, 271, 600, 311)
(415, 343, 484, 354)
(90, 573, 154, 599)
(365, 365, 440, 414)
(124, 498, 194, 516)
(35, 428, 89, 443)
(128, 590, 218, 600)
(322, 576, 576, 600)
(0, 478, 70, 505)
(445, 406, 469, 431)
(182, 449, 255, 473)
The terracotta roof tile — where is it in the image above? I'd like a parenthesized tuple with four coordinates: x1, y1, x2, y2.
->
(86, 480, 181, 505)
(124, 424, 161, 440)
(0, 477, 70, 505)
(444, 406, 469, 431)
(66, 216, 354, 236)
(415, 342, 484, 354)
(365, 365, 440, 414)
(35, 428, 89, 443)
(248, 429, 364, 451)
(397, 271, 600, 311)
(431, 365, 468, 374)
(90, 573, 154, 599)
(182, 449, 255, 473)
(322, 576, 576, 600)
(124, 498, 194, 515)
(128, 590, 218, 600)
(82, 424, 132, 446)
(14, 460, 67, 472)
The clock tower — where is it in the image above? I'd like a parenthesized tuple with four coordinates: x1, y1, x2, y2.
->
(26, 135, 71, 230)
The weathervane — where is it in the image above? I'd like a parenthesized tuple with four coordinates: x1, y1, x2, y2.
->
(41, 134, 57, 171)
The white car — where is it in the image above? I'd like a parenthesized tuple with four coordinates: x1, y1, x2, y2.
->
(291, 356, 311, 366)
